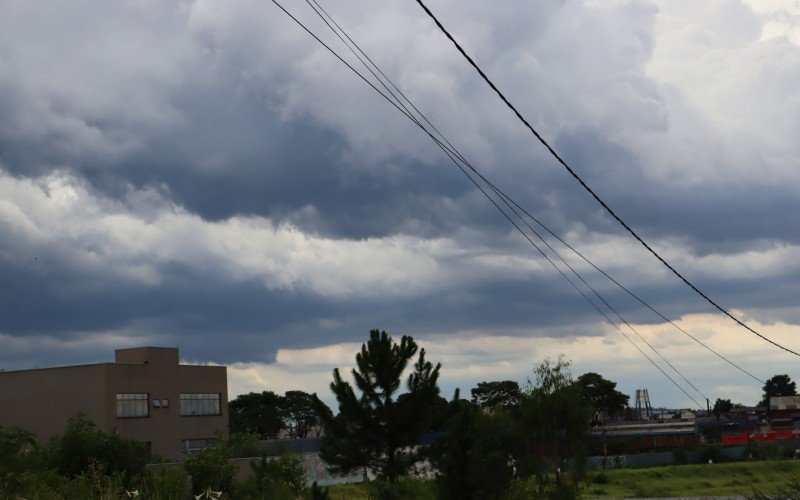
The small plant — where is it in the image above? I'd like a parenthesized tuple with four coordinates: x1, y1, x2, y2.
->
(308, 481, 330, 500)
(247, 452, 306, 499)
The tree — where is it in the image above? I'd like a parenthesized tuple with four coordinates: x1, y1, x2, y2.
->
(313, 329, 441, 483)
(519, 356, 592, 492)
(712, 398, 733, 420)
(576, 372, 629, 424)
(470, 380, 521, 412)
(228, 391, 286, 439)
(429, 398, 521, 500)
(760, 374, 797, 408)
(283, 390, 323, 438)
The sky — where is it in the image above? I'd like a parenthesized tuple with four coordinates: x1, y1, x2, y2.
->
(1, 0, 800, 409)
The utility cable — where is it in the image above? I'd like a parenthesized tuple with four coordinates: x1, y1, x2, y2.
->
(414, 0, 800, 358)
(274, 0, 712, 407)
(302, 0, 748, 395)
(303, 0, 764, 385)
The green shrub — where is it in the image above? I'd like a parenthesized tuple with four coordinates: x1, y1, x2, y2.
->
(243, 453, 307, 499)
(307, 481, 330, 500)
(0, 426, 37, 475)
(145, 465, 190, 499)
(46, 413, 148, 485)
(184, 438, 238, 495)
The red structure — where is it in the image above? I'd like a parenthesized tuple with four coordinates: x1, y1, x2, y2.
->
(722, 429, 800, 445)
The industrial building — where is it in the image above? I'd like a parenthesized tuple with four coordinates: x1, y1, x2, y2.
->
(590, 420, 700, 450)
(0, 347, 228, 460)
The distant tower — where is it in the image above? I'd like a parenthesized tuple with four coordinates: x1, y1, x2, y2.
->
(635, 388, 653, 420)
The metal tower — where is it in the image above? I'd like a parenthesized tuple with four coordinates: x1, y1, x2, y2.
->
(635, 388, 653, 420)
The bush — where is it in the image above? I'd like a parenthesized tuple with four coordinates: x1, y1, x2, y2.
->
(0, 426, 37, 475)
(230, 431, 265, 458)
(308, 481, 330, 500)
(184, 438, 238, 495)
(243, 453, 306, 499)
(673, 448, 688, 465)
(46, 414, 148, 486)
(145, 465, 190, 499)
(701, 446, 724, 464)
(429, 400, 521, 500)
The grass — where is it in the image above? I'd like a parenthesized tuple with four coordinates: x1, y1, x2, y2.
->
(327, 460, 800, 499)
(583, 459, 800, 498)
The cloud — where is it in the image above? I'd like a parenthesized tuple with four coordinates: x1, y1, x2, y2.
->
(1, 0, 799, 409)
(225, 311, 800, 408)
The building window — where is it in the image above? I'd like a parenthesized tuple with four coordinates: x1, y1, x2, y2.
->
(116, 393, 149, 418)
(182, 437, 217, 454)
(180, 393, 221, 416)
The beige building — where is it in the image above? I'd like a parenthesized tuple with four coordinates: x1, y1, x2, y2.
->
(0, 347, 228, 460)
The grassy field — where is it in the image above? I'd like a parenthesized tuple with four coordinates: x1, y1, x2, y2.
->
(326, 459, 800, 498)
(585, 459, 800, 498)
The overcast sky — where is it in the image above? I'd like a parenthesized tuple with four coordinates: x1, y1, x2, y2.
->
(1, 0, 799, 409)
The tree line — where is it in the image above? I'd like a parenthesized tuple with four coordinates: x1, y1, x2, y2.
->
(226, 329, 632, 498)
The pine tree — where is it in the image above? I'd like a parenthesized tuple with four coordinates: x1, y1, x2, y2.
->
(313, 329, 441, 483)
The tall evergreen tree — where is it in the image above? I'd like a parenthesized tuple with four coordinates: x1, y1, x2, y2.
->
(313, 329, 441, 483)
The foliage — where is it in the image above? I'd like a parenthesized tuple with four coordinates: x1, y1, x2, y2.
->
(229, 390, 287, 439)
(0, 426, 37, 474)
(308, 480, 330, 500)
(284, 390, 325, 438)
(229, 431, 265, 458)
(750, 475, 800, 500)
(760, 374, 797, 408)
(313, 329, 442, 483)
(429, 398, 521, 500)
(184, 434, 238, 495)
(576, 372, 629, 423)
(245, 453, 307, 499)
(519, 356, 592, 491)
(46, 413, 148, 485)
(144, 465, 191, 499)
(700, 445, 725, 463)
(470, 380, 521, 412)
(700, 424, 722, 443)
(364, 477, 432, 500)
(713, 398, 733, 419)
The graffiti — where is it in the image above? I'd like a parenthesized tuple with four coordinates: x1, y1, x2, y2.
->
(588, 455, 626, 469)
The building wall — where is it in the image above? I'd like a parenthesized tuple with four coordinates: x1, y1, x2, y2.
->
(0, 363, 110, 438)
(0, 347, 228, 461)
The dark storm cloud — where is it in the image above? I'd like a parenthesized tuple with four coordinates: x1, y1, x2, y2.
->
(1, 0, 800, 408)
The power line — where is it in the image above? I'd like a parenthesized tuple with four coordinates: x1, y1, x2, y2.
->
(303, 0, 709, 402)
(413, 0, 800, 358)
(273, 0, 709, 408)
(301, 0, 760, 389)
